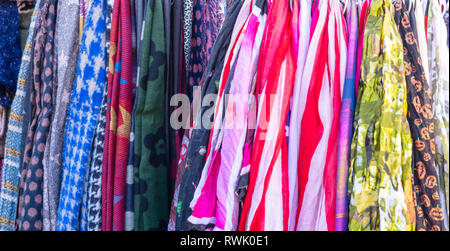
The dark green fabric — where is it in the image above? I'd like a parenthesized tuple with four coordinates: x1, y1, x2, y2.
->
(133, 0, 168, 231)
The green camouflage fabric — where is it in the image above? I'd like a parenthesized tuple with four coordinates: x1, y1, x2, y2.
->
(133, 0, 169, 231)
(348, 0, 415, 231)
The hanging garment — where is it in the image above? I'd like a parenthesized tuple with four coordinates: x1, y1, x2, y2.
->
(0, 1, 22, 110)
(188, 0, 267, 231)
(133, 0, 168, 231)
(125, 0, 146, 232)
(0, 0, 28, 232)
(295, 0, 347, 231)
(394, 0, 442, 232)
(16, 0, 57, 231)
(427, 0, 450, 230)
(101, 0, 133, 232)
(239, 0, 296, 231)
(173, 0, 245, 231)
(78, 0, 114, 232)
(41, 0, 81, 231)
(348, 0, 415, 231)
(335, 0, 358, 232)
(287, 0, 311, 231)
(56, 0, 107, 231)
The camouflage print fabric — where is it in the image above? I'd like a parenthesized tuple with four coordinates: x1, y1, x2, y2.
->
(348, 0, 415, 231)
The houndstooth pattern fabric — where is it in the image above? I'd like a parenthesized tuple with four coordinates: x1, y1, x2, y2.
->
(0, 0, 41, 231)
(56, 0, 107, 231)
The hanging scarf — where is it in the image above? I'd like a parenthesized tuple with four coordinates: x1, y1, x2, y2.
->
(0, 1, 22, 109)
(348, 0, 414, 231)
(79, 0, 114, 232)
(16, 0, 56, 231)
(133, 0, 168, 231)
(0, 0, 31, 231)
(170, 1, 245, 231)
(394, 0, 441, 231)
(335, 0, 358, 232)
(287, 0, 311, 231)
(427, 0, 450, 230)
(41, 0, 81, 231)
(238, 0, 296, 231)
(102, 0, 133, 232)
(188, 0, 267, 231)
(56, 0, 107, 231)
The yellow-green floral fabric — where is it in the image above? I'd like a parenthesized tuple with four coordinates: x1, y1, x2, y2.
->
(348, 0, 415, 231)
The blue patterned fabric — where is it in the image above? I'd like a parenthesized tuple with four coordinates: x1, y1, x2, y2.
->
(56, 0, 107, 231)
(0, 0, 41, 231)
(0, 1, 21, 109)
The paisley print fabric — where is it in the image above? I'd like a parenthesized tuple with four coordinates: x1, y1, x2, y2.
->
(348, 0, 415, 231)
(56, 0, 107, 231)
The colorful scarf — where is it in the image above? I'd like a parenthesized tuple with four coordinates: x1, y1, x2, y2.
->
(133, 0, 168, 231)
(0, 0, 36, 231)
(188, 0, 266, 231)
(56, 0, 107, 231)
(348, 0, 414, 231)
(427, 0, 449, 230)
(171, 0, 243, 231)
(239, 0, 296, 231)
(335, 0, 358, 232)
(102, 0, 133, 231)
(0, 1, 22, 109)
(41, 0, 81, 231)
(16, 0, 57, 231)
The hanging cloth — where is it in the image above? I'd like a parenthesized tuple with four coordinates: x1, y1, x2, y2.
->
(42, 0, 81, 231)
(188, 0, 267, 231)
(16, 0, 57, 231)
(427, 0, 450, 230)
(133, 0, 168, 231)
(335, 0, 358, 232)
(0, 0, 30, 231)
(348, 0, 414, 231)
(56, 0, 107, 231)
(239, 0, 296, 231)
(394, 0, 441, 231)
(102, 0, 133, 232)
(172, 0, 244, 231)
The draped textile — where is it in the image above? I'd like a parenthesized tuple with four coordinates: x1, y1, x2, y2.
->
(133, 0, 168, 231)
(56, 0, 107, 231)
(427, 0, 450, 230)
(16, 0, 57, 231)
(172, 0, 244, 231)
(102, 0, 133, 232)
(335, 0, 358, 232)
(188, 0, 267, 231)
(348, 0, 414, 231)
(0, 0, 36, 231)
(42, 0, 81, 231)
(238, 0, 296, 231)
